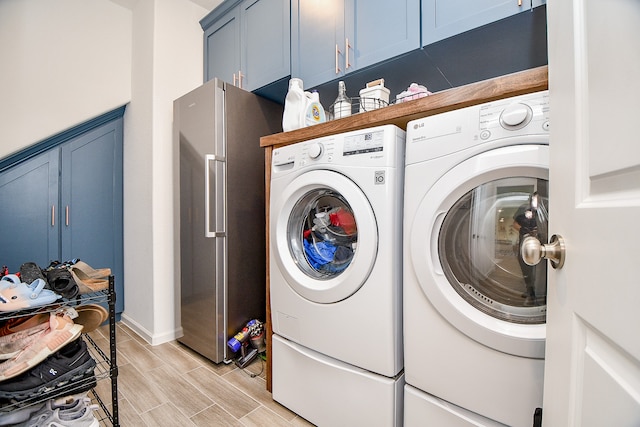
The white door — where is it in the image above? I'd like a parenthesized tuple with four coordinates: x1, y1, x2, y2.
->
(544, 1, 640, 426)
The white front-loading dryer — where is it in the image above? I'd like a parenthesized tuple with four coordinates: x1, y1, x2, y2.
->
(270, 125, 405, 426)
(403, 91, 550, 427)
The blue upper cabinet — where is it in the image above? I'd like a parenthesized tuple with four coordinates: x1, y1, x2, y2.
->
(202, 0, 290, 92)
(292, 0, 420, 90)
(291, 0, 345, 90)
(422, 0, 546, 45)
(241, 0, 290, 91)
(204, 6, 241, 87)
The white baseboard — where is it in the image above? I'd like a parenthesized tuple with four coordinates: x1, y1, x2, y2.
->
(120, 313, 183, 346)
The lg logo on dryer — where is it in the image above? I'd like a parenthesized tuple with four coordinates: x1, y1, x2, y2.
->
(374, 171, 385, 185)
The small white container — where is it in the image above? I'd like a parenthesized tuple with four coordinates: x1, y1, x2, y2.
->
(359, 79, 390, 112)
(304, 91, 326, 126)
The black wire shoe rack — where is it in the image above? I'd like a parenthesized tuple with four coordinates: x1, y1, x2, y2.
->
(0, 276, 119, 426)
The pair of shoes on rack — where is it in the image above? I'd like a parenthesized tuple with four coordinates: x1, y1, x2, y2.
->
(0, 314, 50, 361)
(0, 338, 97, 401)
(0, 313, 83, 382)
(21, 261, 82, 301)
(0, 393, 99, 427)
(0, 276, 61, 313)
(45, 261, 110, 295)
(41, 262, 80, 300)
(0, 304, 108, 363)
(68, 261, 111, 295)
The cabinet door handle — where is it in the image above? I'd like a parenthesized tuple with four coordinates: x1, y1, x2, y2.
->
(345, 38, 351, 70)
(51, 205, 55, 226)
(238, 70, 244, 89)
(233, 73, 237, 86)
(65, 206, 69, 226)
(518, 0, 522, 6)
(335, 44, 341, 74)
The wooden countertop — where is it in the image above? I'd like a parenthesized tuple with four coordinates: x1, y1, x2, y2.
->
(260, 65, 548, 148)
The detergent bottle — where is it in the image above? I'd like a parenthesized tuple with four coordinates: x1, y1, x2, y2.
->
(304, 90, 326, 127)
(282, 78, 306, 132)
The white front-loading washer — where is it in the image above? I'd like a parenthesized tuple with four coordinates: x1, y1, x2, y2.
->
(270, 125, 405, 426)
(403, 91, 550, 427)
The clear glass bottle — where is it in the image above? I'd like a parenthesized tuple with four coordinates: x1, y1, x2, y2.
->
(332, 81, 352, 119)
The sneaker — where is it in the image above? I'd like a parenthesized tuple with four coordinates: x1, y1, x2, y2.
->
(0, 338, 96, 400)
(0, 394, 89, 426)
(0, 319, 49, 360)
(0, 401, 45, 426)
(17, 394, 98, 427)
(0, 313, 83, 381)
(0, 312, 49, 337)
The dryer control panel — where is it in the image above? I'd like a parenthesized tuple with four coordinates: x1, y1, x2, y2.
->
(479, 91, 550, 140)
(406, 90, 549, 164)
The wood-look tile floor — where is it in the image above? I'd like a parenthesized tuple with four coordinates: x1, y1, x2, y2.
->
(87, 322, 314, 427)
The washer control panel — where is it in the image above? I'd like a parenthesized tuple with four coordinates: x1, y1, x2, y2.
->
(271, 125, 404, 175)
(307, 142, 324, 159)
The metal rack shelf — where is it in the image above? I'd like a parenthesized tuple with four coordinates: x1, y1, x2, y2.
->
(0, 276, 119, 426)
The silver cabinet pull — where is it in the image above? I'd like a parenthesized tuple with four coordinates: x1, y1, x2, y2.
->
(238, 70, 244, 88)
(233, 73, 237, 86)
(51, 205, 55, 226)
(521, 234, 566, 269)
(345, 38, 351, 70)
(65, 206, 69, 226)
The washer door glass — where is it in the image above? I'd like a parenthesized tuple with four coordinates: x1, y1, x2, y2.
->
(439, 176, 548, 324)
(289, 189, 358, 279)
(272, 169, 378, 304)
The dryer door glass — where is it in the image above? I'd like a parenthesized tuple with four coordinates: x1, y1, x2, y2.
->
(288, 188, 357, 279)
(439, 176, 548, 324)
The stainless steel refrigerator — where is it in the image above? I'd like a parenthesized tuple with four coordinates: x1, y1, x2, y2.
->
(174, 78, 283, 363)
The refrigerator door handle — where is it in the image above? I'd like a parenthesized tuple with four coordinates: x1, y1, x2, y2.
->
(205, 154, 226, 238)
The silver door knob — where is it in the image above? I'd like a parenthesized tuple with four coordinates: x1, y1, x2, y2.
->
(521, 234, 566, 269)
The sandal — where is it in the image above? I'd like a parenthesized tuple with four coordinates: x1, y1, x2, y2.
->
(73, 304, 109, 332)
(18, 262, 47, 285)
(70, 271, 108, 294)
(70, 261, 111, 280)
(0, 275, 61, 312)
(68, 261, 110, 294)
(44, 266, 79, 299)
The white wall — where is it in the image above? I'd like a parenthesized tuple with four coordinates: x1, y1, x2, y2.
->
(122, 0, 218, 344)
(0, 0, 219, 344)
(0, 0, 132, 158)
